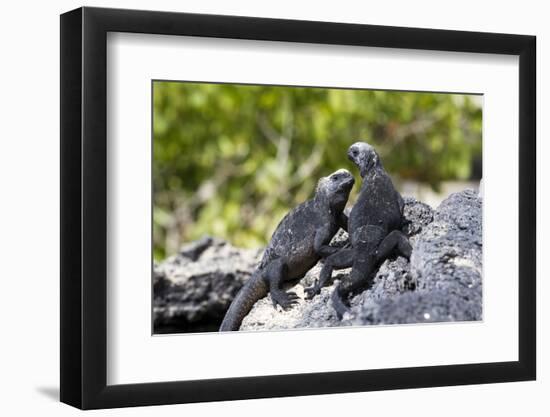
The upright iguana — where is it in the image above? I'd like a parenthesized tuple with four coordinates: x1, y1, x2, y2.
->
(304, 142, 412, 318)
(219, 169, 355, 331)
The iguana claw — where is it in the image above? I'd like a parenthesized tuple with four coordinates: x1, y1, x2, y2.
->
(304, 281, 320, 299)
(271, 290, 300, 310)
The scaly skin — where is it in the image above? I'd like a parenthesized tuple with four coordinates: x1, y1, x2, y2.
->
(305, 142, 412, 318)
(219, 169, 355, 331)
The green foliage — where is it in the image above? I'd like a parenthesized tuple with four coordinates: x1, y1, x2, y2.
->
(153, 81, 482, 259)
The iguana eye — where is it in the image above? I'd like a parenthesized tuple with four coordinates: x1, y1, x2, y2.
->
(332, 175, 338, 181)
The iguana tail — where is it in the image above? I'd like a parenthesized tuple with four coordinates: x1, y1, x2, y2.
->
(219, 271, 269, 331)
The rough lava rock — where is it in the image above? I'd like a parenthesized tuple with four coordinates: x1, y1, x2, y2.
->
(153, 190, 482, 332)
(153, 236, 262, 333)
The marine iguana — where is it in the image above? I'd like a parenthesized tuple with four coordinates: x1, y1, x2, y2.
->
(219, 169, 355, 331)
(304, 142, 412, 318)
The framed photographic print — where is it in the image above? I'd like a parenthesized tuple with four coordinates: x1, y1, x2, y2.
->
(60, 6, 536, 409)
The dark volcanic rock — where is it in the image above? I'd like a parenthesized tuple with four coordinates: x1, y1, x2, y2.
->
(154, 190, 482, 332)
(349, 289, 481, 325)
(153, 237, 262, 333)
(402, 196, 434, 237)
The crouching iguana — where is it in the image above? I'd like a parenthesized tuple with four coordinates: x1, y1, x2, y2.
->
(304, 142, 412, 318)
(219, 169, 355, 331)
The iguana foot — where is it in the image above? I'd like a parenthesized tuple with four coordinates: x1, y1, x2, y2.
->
(331, 285, 351, 319)
(307, 247, 354, 300)
(304, 281, 321, 299)
(271, 290, 299, 310)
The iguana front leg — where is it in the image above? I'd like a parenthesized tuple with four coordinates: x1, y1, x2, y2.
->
(263, 259, 300, 310)
(313, 225, 341, 258)
(331, 225, 383, 318)
(338, 212, 349, 232)
(304, 247, 354, 299)
(332, 249, 379, 317)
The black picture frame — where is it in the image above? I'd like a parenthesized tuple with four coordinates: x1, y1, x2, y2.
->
(60, 6, 536, 410)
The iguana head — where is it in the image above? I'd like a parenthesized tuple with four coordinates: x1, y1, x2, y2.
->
(348, 141, 382, 178)
(316, 168, 355, 210)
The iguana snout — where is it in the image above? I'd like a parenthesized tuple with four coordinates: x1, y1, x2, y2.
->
(318, 169, 355, 208)
(330, 169, 355, 193)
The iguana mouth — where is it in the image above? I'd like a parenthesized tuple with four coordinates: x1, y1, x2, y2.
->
(339, 176, 355, 190)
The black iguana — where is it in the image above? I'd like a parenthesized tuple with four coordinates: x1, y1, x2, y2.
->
(304, 142, 412, 318)
(219, 169, 355, 331)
